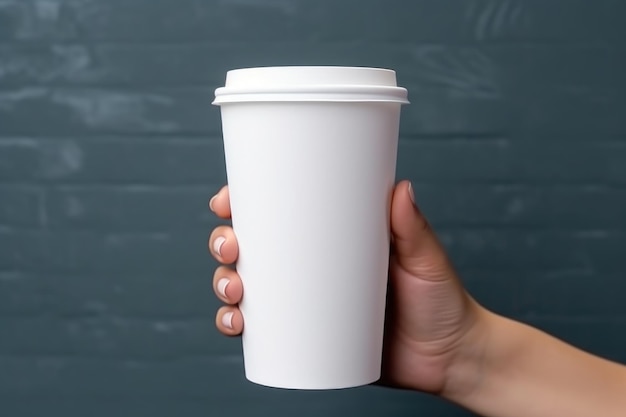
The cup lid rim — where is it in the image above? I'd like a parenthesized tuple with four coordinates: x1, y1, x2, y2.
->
(213, 66, 409, 104)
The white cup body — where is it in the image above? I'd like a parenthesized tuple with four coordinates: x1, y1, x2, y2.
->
(214, 67, 407, 389)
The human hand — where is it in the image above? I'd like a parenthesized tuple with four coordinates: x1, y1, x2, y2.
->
(207, 181, 490, 397)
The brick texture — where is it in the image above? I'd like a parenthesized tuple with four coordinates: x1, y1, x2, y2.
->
(1, 1, 625, 416)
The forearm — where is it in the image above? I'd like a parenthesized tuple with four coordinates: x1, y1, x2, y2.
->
(446, 311, 626, 417)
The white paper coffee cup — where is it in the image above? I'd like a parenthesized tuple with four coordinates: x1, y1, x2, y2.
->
(213, 66, 408, 389)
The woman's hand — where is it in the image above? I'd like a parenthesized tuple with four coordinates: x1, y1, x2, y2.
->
(207, 181, 490, 397)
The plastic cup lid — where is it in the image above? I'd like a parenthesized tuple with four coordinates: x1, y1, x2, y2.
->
(212, 66, 409, 105)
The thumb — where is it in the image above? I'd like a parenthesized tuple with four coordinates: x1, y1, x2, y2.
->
(390, 181, 453, 281)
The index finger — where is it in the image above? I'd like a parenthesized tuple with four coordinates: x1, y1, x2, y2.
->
(208, 185, 231, 219)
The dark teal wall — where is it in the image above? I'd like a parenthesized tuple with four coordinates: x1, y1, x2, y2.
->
(1, 1, 625, 416)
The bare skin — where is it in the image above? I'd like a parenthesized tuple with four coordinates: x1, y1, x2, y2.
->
(208, 181, 626, 417)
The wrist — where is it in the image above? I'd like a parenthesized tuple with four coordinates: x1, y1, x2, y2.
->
(440, 305, 502, 404)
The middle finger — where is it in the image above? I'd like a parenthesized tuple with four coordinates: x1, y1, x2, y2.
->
(208, 225, 239, 264)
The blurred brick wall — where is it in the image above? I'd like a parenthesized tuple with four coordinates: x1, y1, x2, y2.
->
(1, 1, 625, 416)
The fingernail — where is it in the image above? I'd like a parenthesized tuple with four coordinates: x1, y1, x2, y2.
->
(208, 195, 217, 211)
(213, 236, 226, 256)
(222, 311, 234, 329)
(217, 278, 230, 298)
(408, 182, 415, 206)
